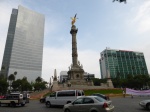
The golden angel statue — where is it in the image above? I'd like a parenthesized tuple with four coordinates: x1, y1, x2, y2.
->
(71, 13, 78, 25)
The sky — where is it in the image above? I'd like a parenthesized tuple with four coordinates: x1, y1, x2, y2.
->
(0, 0, 150, 82)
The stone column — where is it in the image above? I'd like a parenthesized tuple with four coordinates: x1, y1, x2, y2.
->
(70, 25, 78, 66)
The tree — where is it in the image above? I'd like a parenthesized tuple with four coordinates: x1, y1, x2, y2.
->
(14, 71, 17, 80)
(111, 72, 122, 88)
(91, 78, 107, 86)
(12, 77, 32, 91)
(8, 74, 15, 91)
(12, 79, 22, 91)
(8, 74, 15, 82)
(112, 74, 150, 89)
(14, 71, 17, 75)
(0, 75, 8, 95)
(21, 77, 32, 91)
(33, 78, 48, 91)
(35, 77, 42, 83)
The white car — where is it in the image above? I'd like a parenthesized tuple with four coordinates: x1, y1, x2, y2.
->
(139, 99, 150, 110)
(63, 96, 114, 112)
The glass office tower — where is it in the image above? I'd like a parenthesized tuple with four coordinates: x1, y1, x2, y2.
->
(1, 6, 45, 82)
(100, 48, 148, 79)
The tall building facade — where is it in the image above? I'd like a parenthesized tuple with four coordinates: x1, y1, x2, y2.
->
(0, 6, 45, 82)
(100, 48, 148, 79)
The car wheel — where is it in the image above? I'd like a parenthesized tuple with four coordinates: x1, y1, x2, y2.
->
(66, 101, 71, 104)
(146, 103, 150, 110)
(21, 104, 25, 107)
(64, 109, 71, 112)
(11, 102, 16, 107)
(46, 101, 51, 108)
(40, 99, 43, 103)
(91, 110, 98, 112)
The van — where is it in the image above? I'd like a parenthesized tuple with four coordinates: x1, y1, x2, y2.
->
(45, 90, 84, 107)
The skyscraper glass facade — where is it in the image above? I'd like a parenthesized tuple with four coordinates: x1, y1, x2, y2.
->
(100, 48, 148, 79)
(1, 6, 45, 82)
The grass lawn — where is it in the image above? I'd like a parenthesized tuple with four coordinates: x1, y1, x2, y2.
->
(84, 89, 123, 96)
(43, 88, 123, 98)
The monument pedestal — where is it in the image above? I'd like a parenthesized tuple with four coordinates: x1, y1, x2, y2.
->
(67, 66, 92, 86)
(52, 81, 59, 91)
(68, 79, 87, 85)
(107, 78, 114, 88)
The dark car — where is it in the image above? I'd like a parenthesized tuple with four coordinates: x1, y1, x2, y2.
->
(91, 93, 110, 100)
(0, 95, 5, 99)
(40, 96, 46, 103)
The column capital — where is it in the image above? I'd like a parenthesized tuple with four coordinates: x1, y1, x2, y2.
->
(70, 25, 78, 34)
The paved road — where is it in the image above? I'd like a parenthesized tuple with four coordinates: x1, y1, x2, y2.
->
(0, 100, 63, 112)
(0, 96, 150, 112)
(111, 96, 150, 112)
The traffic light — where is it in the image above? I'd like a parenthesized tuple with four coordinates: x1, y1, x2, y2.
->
(113, 0, 126, 3)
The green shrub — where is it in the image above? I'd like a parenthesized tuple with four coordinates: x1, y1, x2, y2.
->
(84, 89, 122, 95)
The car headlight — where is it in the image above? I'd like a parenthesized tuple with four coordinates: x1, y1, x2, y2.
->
(140, 102, 145, 105)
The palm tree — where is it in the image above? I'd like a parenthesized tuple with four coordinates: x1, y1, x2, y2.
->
(8, 74, 15, 82)
(8, 74, 15, 91)
(11, 71, 17, 81)
(14, 71, 17, 79)
(14, 71, 17, 75)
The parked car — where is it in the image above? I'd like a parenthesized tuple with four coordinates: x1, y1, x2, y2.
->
(91, 93, 110, 100)
(0, 93, 25, 107)
(0, 96, 5, 99)
(139, 99, 150, 110)
(45, 89, 84, 107)
(40, 96, 46, 103)
(63, 96, 114, 112)
(10, 92, 30, 103)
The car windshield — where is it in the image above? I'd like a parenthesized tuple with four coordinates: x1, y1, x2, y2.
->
(50, 92, 56, 97)
(94, 96, 106, 102)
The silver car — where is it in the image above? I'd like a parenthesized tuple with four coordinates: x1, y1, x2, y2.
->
(63, 96, 114, 112)
(139, 99, 150, 110)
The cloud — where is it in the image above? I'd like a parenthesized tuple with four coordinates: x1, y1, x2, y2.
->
(0, 38, 5, 66)
(0, 0, 22, 25)
(79, 50, 100, 76)
(0, 2, 13, 40)
(0, 0, 23, 65)
(44, 16, 64, 38)
(130, 1, 150, 33)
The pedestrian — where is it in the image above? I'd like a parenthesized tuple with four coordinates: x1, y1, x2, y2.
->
(131, 94, 133, 98)
(123, 90, 125, 98)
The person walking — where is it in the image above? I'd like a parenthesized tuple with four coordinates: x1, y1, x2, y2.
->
(123, 90, 125, 98)
(131, 94, 133, 98)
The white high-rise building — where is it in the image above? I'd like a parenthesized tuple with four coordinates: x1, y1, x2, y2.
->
(1, 6, 45, 82)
